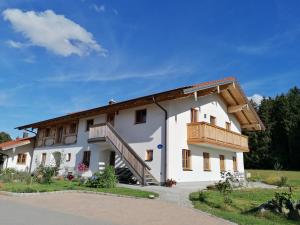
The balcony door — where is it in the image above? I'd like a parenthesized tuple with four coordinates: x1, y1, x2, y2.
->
(56, 127, 64, 144)
(191, 108, 198, 123)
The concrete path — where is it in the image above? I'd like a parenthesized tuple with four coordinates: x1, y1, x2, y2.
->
(0, 192, 235, 225)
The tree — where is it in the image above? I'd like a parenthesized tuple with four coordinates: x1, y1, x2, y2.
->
(244, 86, 300, 170)
(0, 132, 12, 144)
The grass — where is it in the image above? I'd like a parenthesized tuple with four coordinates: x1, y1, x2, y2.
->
(190, 170, 300, 225)
(247, 169, 300, 187)
(0, 180, 159, 199)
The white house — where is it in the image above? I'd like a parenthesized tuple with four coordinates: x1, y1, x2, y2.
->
(15, 77, 264, 185)
(0, 136, 34, 172)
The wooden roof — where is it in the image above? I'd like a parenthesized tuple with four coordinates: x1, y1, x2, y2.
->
(16, 77, 264, 131)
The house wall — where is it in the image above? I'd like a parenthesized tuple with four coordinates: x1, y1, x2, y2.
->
(3, 143, 34, 172)
(30, 93, 245, 183)
(166, 93, 244, 182)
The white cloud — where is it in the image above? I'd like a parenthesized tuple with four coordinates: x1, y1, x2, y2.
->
(6, 40, 28, 48)
(91, 4, 105, 13)
(248, 94, 263, 106)
(2, 8, 107, 57)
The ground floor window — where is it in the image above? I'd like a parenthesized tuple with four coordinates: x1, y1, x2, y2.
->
(66, 153, 71, 162)
(83, 151, 91, 167)
(182, 149, 192, 170)
(219, 155, 225, 171)
(145, 150, 153, 161)
(233, 156, 238, 171)
(41, 153, 47, 165)
(203, 152, 210, 171)
(17, 153, 27, 164)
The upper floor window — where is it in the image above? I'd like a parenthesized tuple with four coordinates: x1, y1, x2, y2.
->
(145, 149, 153, 161)
(190, 108, 198, 123)
(69, 123, 77, 134)
(182, 149, 192, 170)
(86, 119, 94, 131)
(135, 109, 147, 124)
(210, 116, 216, 126)
(226, 122, 231, 131)
(17, 153, 26, 164)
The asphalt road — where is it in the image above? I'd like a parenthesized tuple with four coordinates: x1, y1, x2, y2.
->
(0, 197, 115, 225)
(0, 193, 235, 225)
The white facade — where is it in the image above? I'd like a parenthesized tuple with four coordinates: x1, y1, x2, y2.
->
(2, 142, 34, 172)
(29, 93, 246, 183)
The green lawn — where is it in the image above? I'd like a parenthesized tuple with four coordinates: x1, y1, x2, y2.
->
(247, 169, 300, 187)
(190, 170, 300, 225)
(0, 180, 159, 199)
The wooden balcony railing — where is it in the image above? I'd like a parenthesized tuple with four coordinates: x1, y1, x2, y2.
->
(187, 122, 249, 152)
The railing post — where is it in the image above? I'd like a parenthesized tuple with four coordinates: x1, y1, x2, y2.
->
(142, 166, 145, 186)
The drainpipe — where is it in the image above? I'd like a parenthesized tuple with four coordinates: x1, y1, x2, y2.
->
(152, 97, 168, 184)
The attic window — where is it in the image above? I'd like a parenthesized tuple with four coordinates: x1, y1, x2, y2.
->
(135, 109, 147, 124)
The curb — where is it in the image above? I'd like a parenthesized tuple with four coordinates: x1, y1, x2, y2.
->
(0, 190, 159, 200)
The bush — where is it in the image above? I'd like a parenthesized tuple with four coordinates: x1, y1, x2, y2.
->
(33, 165, 56, 184)
(86, 166, 117, 188)
(215, 171, 237, 204)
(263, 176, 288, 187)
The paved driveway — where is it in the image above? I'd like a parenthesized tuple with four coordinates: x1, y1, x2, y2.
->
(0, 193, 235, 225)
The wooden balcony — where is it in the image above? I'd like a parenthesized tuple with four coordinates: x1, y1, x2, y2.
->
(187, 122, 249, 152)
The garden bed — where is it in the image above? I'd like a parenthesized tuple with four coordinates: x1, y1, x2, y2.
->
(0, 180, 159, 198)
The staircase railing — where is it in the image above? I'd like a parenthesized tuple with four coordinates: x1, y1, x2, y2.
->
(89, 123, 151, 185)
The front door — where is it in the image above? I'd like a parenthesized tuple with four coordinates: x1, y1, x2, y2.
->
(107, 113, 115, 126)
(109, 151, 115, 166)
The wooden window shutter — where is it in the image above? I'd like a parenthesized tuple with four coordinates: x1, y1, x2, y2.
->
(219, 155, 225, 171)
(182, 149, 191, 170)
(203, 152, 210, 171)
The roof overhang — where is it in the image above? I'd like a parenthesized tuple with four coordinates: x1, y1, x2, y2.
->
(15, 77, 264, 131)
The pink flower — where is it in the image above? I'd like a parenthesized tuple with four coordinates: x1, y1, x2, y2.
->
(77, 163, 88, 172)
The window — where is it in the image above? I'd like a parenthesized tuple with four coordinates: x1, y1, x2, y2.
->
(17, 154, 26, 164)
(233, 156, 238, 172)
(69, 123, 77, 134)
(66, 153, 71, 162)
(226, 122, 231, 131)
(45, 128, 51, 137)
(203, 152, 210, 171)
(219, 155, 225, 171)
(83, 151, 91, 167)
(86, 119, 94, 131)
(41, 153, 47, 165)
(191, 108, 198, 123)
(182, 149, 192, 170)
(145, 150, 153, 161)
(210, 116, 216, 126)
(56, 127, 64, 144)
(135, 109, 147, 124)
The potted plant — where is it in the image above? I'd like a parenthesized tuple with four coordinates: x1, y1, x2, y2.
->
(166, 178, 177, 187)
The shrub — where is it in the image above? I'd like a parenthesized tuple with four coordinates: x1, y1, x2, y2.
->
(278, 176, 288, 187)
(215, 171, 237, 204)
(67, 174, 74, 181)
(86, 166, 117, 188)
(165, 179, 177, 187)
(263, 176, 288, 187)
(33, 165, 56, 184)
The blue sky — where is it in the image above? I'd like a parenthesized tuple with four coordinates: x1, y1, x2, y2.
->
(0, 0, 300, 138)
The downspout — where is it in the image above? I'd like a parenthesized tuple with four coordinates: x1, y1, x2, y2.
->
(152, 97, 168, 184)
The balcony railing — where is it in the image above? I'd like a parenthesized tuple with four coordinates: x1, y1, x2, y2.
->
(187, 122, 249, 152)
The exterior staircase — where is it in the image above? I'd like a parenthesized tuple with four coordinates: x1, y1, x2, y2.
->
(88, 123, 159, 186)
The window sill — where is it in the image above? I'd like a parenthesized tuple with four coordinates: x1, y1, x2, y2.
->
(183, 168, 193, 171)
(204, 169, 211, 172)
(135, 122, 146, 125)
(145, 160, 153, 162)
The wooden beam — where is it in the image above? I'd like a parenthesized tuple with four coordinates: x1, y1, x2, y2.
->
(228, 104, 249, 113)
(194, 91, 198, 101)
(241, 123, 260, 129)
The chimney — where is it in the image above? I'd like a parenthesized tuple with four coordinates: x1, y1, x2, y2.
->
(23, 132, 29, 138)
(108, 99, 117, 105)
